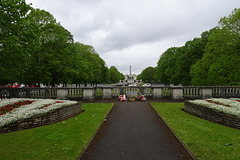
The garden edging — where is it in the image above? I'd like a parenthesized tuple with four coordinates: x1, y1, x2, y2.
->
(0, 103, 82, 134)
(184, 101, 240, 129)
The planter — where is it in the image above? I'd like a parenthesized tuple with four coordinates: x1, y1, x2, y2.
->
(184, 101, 240, 129)
(129, 97, 135, 101)
(0, 102, 82, 134)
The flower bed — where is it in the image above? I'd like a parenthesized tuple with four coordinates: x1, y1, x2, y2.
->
(0, 98, 81, 133)
(188, 98, 240, 117)
(184, 98, 240, 129)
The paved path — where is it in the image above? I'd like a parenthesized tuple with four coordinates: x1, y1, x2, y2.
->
(79, 102, 192, 160)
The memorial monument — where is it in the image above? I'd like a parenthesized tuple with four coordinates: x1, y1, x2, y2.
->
(120, 65, 142, 85)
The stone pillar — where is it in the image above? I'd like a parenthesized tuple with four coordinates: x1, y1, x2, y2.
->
(219, 87, 226, 97)
(119, 87, 125, 95)
(102, 88, 112, 99)
(9, 88, 19, 98)
(57, 89, 67, 100)
(83, 88, 95, 100)
(202, 88, 212, 99)
(153, 88, 162, 99)
(45, 88, 50, 98)
(25, 88, 31, 98)
(139, 87, 145, 96)
(171, 87, 183, 100)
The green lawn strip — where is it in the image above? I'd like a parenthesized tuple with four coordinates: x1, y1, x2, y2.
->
(0, 103, 113, 160)
(151, 103, 240, 160)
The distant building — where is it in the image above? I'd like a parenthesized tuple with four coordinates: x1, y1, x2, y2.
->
(120, 65, 142, 85)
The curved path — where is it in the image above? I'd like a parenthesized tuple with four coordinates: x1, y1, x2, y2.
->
(79, 101, 193, 160)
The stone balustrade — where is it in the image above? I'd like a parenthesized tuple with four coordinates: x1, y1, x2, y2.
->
(1, 86, 240, 100)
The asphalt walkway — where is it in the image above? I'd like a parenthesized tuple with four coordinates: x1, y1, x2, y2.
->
(79, 102, 193, 160)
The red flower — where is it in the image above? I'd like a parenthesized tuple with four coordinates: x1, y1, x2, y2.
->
(206, 99, 231, 108)
(56, 101, 63, 103)
(0, 100, 35, 116)
(14, 102, 20, 105)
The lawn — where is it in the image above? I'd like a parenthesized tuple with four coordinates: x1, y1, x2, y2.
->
(0, 103, 113, 160)
(152, 103, 240, 160)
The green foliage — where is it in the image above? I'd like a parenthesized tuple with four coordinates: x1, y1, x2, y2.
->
(155, 29, 214, 86)
(108, 66, 124, 83)
(70, 42, 110, 85)
(0, 0, 32, 84)
(137, 73, 142, 80)
(191, 8, 240, 86)
(0, 103, 113, 160)
(22, 8, 74, 86)
(155, 47, 179, 85)
(155, 8, 240, 86)
(0, 2, 124, 86)
(138, 66, 156, 82)
(152, 103, 240, 160)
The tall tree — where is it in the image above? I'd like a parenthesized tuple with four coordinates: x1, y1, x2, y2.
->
(155, 28, 215, 86)
(170, 29, 214, 85)
(22, 9, 74, 86)
(108, 66, 124, 83)
(139, 67, 156, 82)
(0, 0, 32, 84)
(70, 42, 109, 86)
(155, 47, 178, 85)
(190, 8, 240, 85)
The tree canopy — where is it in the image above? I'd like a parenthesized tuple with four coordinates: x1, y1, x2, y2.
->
(190, 8, 240, 86)
(153, 8, 240, 86)
(0, 1, 124, 86)
(108, 66, 125, 83)
(138, 66, 156, 83)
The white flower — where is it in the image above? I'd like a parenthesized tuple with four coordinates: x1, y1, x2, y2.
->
(0, 98, 78, 127)
(189, 98, 240, 117)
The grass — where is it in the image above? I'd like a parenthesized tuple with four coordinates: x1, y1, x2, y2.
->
(0, 103, 113, 160)
(152, 103, 240, 160)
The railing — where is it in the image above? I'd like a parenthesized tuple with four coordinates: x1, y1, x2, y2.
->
(67, 88, 83, 98)
(183, 87, 201, 98)
(1, 88, 57, 99)
(212, 87, 240, 98)
(112, 88, 120, 97)
(1, 86, 240, 100)
(161, 87, 170, 97)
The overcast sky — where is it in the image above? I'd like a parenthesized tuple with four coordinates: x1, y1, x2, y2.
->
(25, 0, 240, 75)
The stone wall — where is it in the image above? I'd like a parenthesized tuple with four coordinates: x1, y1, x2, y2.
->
(0, 103, 82, 134)
(184, 101, 240, 129)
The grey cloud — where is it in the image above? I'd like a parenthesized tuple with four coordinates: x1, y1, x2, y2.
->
(26, 0, 240, 74)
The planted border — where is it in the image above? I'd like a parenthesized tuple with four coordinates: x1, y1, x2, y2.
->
(0, 99, 81, 133)
(184, 99, 240, 129)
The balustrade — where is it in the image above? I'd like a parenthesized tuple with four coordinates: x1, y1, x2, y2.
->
(183, 87, 201, 98)
(95, 88, 103, 97)
(1, 86, 240, 100)
(67, 88, 83, 97)
(212, 87, 240, 98)
(162, 87, 170, 96)
(112, 88, 120, 97)
(144, 88, 152, 97)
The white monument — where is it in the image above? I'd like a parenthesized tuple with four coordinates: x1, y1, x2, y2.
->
(120, 65, 142, 85)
